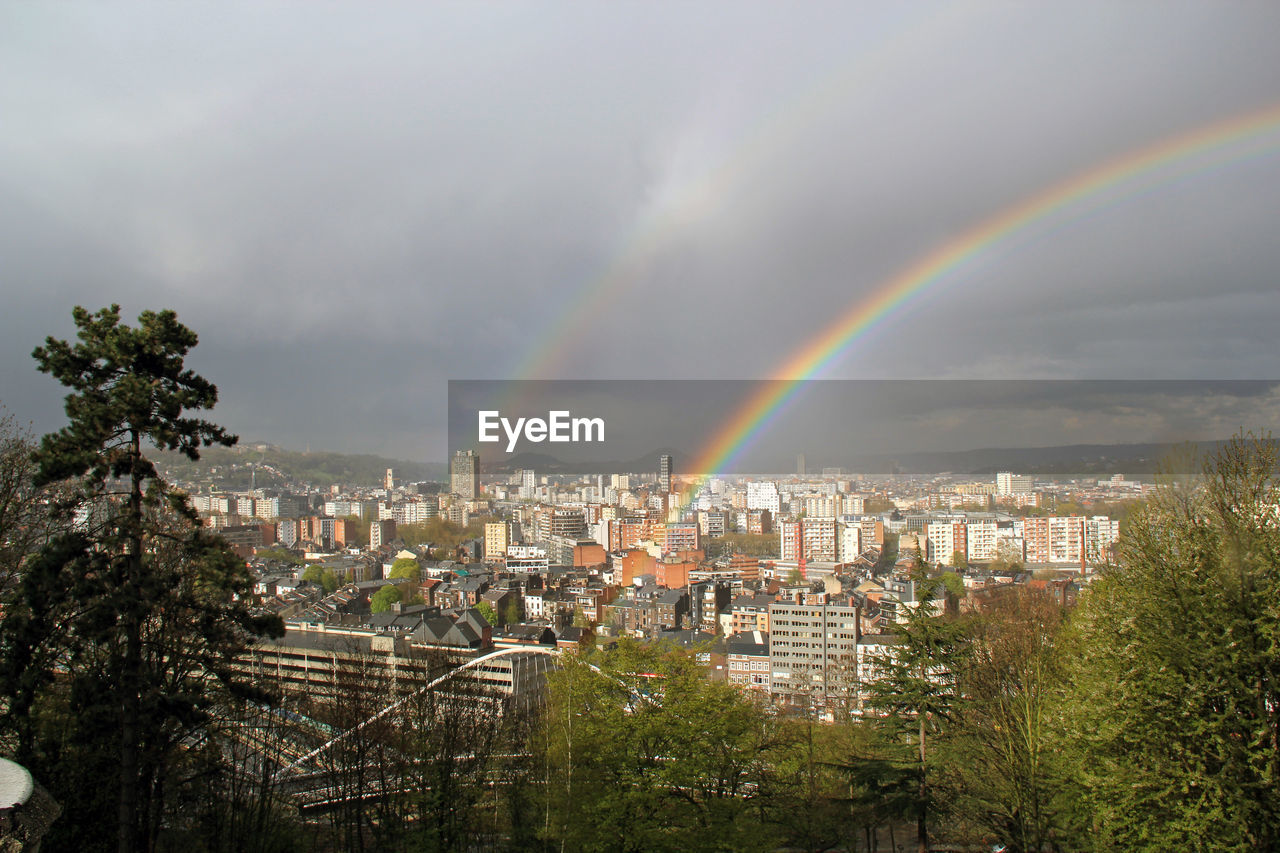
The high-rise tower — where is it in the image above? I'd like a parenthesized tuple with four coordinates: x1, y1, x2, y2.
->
(658, 453, 673, 494)
(450, 450, 480, 499)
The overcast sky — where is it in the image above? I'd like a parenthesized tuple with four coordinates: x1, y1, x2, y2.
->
(3, 3, 1279, 462)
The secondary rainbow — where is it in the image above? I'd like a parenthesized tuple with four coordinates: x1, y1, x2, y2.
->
(679, 100, 1280, 495)
(510, 6, 958, 382)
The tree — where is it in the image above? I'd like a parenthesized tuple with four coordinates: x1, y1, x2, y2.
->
(989, 539, 1024, 573)
(0, 411, 72, 763)
(301, 564, 340, 594)
(24, 305, 283, 852)
(370, 584, 403, 613)
(938, 571, 966, 598)
(949, 550, 968, 571)
(502, 598, 522, 626)
(540, 640, 781, 851)
(474, 600, 498, 626)
(946, 588, 1067, 852)
(388, 556, 420, 579)
(1056, 433, 1280, 850)
(863, 572, 968, 853)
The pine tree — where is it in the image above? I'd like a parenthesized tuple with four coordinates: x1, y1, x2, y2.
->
(862, 570, 968, 853)
(26, 305, 282, 852)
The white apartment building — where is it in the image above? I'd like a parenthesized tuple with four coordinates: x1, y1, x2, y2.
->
(996, 472, 1034, 495)
(746, 481, 782, 516)
(392, 500, 439, 525)
(965, 519, 998, 562)
(837, 521, 862, 562)
(769, 602, 860, 710)
(506, 545, 550, 573)
(925, 521, 967, 564)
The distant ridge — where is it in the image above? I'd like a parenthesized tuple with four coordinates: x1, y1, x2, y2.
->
(478, 439, 1275, 477)
(157, 443, 447, 488)
(847, 440, 1249, 477)
(486, 447, 688, 476)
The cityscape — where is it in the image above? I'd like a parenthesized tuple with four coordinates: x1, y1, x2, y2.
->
(3, 3, 1280, 852)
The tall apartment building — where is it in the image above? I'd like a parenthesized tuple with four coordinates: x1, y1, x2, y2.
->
(768, 601, 860, 710)
(658, 454, 673, 494)
(369, 519, 397, 549)
(537, 507, 586, 540)
(1019, 516, 1119, 565)
(781, 518, 838, 563)
(697, 510, 727, 538)
(837, 521, 862, 562)
(800, 517, 838, 563)
(965, 519, 998, 561)
(519, 469, 537, 500)
(746, 481, 781, 516)
(484, 521, 513, 560)
(655, 521, 699, 555)
(393, 500, 438, 525)
(780, 520, 803, 562)
(450, 450, 480, 499)
(803, 494, 843, 519)
(925, 521, 968, 564)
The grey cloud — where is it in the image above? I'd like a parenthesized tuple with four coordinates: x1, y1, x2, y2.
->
(3, 2, 1279, 460)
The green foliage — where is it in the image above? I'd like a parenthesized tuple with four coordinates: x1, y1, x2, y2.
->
(5, 305, 284, 852)
(715, 531, 779, 558)
(388, 556, 420, 579)
(1055, 433, 1280, 851)
(939, 570, 966, 598)
(539, 640, 784, 852)
(255, 546, 303, 566)
(474, 600, 498, 626)
(502, 598, 521, 626)
(863, 573, 969, 852)
(863, 496, 897, 514)
(370, 583, 403, 613)
(945, 588, 1068, 852)
(948, 549, 968, 570)
(398, 516, 487, 554)
(301, 564, 339, 594)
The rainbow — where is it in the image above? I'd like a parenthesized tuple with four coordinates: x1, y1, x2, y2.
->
(679, 100, 1280, 493)
(509, 5, 958, 382)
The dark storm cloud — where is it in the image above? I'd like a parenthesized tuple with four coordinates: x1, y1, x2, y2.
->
(3, 3, 1279, 461)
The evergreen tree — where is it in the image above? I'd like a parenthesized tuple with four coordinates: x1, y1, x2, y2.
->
(21, 305, 282, 852)
(862, 571, 968, 853)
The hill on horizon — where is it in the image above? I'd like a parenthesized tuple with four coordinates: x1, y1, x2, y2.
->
(156, 442, 448, 488)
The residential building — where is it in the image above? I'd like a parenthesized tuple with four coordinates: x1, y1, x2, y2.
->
(450, 450, 480, 499)
(768, 601, 860, 711)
